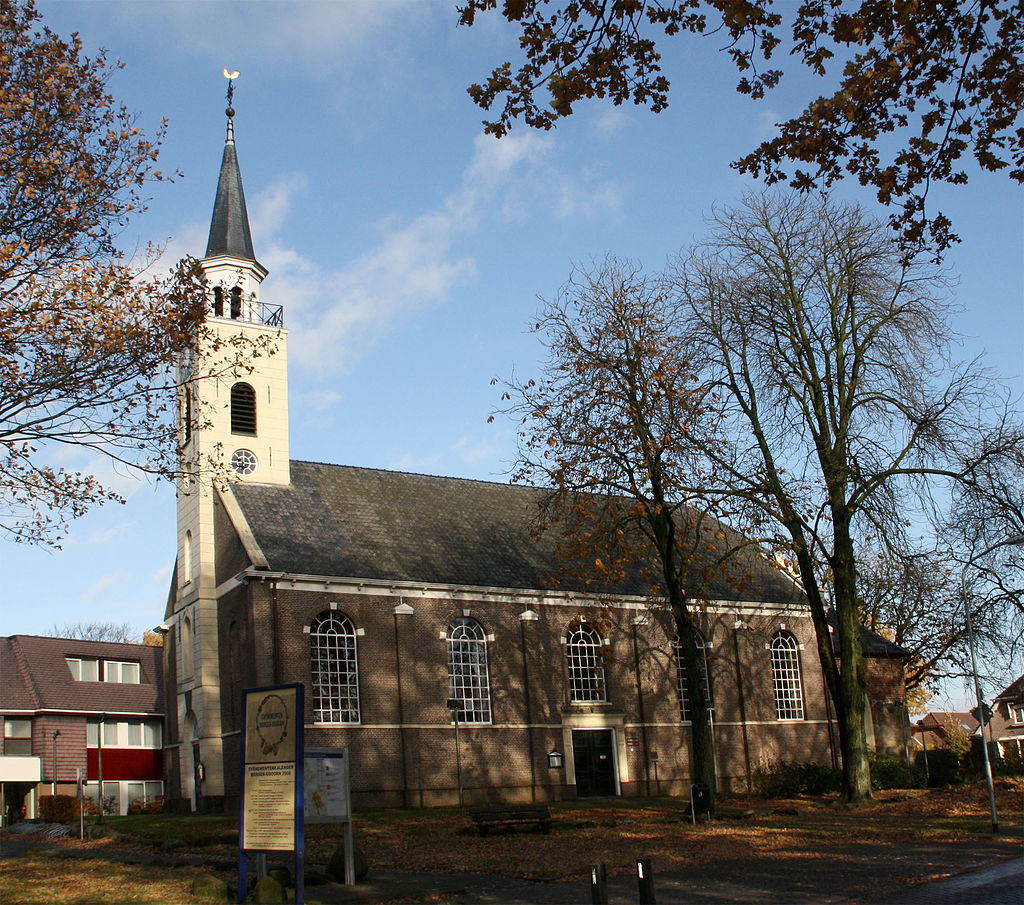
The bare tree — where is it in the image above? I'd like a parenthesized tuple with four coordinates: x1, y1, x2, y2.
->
(499, 256, 743, 789)
(670, 192, 1023, 802)
(49, 621, 137, 643)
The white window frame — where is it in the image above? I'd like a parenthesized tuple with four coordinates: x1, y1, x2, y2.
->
(771, 631, 806, 720)
(3, 718, 32, 756)
(674, 632, 714, 723)
(86, 719, 162, 749)
(566, 623, 607, 703)
(446, 617, 492, 724)
(103, 660, 141, 684)
(310, 611, 361, 724)
(67, 657, 100, 682)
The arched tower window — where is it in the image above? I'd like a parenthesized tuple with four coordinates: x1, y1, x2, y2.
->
(566, 622, 606, 702)
(446, 618, 491, 723)
(181, 615, 193, 678)
(230, 382, 256, 435)
(770, 631, 805, 720)
(674, 631, 713, 722)
(182, 530, 193, 585)
(182, 389, 193, 446)
(212, 286, 224, 317)
(310, 612, 360, 724)
(230, 286, 242, 319)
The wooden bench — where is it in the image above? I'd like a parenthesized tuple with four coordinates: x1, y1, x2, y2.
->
(468, 804, 553, 836)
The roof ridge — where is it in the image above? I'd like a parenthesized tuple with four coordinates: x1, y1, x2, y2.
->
(289, 458, 526, 491)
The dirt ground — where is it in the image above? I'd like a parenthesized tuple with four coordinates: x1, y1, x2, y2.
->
(2, 781, 1021, 904)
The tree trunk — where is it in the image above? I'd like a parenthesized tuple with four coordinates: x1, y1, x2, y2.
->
(831, 517, 872, 804)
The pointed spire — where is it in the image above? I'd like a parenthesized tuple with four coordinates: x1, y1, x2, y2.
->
(205, 70, 255, 261)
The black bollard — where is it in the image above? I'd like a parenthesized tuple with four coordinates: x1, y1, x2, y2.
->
(590, 861, 609, 905)
(636, 857, 656, 905)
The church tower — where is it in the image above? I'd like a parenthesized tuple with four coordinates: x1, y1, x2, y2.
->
(170, 77, 289, 811)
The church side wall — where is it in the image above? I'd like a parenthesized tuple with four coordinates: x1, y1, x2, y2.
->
(210, 582, 839, 810)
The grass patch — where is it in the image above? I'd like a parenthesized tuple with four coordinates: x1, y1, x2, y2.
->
(0, 854, 217, 904)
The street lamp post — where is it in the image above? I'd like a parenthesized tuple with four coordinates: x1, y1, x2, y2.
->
(959, 533, 1024, 835)
(51, 729, 61, 796)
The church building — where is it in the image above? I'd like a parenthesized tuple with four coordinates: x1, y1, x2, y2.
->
(163, 100, 906, 814)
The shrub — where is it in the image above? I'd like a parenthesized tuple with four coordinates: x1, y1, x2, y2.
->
(38, 794, 78, 823)
(127, 795, 164, 815)
(914, 748, 961, 786)
(998, 745, 1024, 778)
(869, 754, 925, 790)
(753, 761, 842, 797)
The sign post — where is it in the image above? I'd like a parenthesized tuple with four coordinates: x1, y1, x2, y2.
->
(238, 683, 304, 905)
(304, 747, 354, 884)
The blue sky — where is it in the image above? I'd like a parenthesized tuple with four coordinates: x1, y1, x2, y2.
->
(6, 2, 1022, 705)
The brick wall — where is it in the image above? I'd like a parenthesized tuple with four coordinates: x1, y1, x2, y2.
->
(196, 580, 842, 810)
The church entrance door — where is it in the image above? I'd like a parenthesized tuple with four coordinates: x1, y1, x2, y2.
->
(571, 729, 616, 797)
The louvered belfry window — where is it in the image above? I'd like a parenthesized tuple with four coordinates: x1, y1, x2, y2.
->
(230, 382, 256, 435)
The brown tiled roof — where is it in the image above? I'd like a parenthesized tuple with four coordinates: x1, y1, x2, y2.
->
(230, 460, 804, 605)
(994, 674, 1024, 703)
(0, 636, 163, 717)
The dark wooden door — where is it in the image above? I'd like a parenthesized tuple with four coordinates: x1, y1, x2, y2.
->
(572, 729, 616, 797)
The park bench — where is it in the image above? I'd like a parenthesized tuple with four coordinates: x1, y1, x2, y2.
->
(468, 804, 553, 836)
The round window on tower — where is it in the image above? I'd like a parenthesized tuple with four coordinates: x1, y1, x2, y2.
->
(230, 448, 258, 476)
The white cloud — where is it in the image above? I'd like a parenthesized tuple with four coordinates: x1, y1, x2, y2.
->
(151, 564, 172, 586)
(241, 131, 620, 377)
(89, 521, 137, 546)
(86, 570, 134, 601)
(105, 0, 423, 74)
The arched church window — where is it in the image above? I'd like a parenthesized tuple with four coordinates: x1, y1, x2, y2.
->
(230, 382, 256, 435)
(310, 612, 360, 724)
(212, 286, 224, 317)
(566, 621, 606, 702)
(770, 631, 805, 720)
(674, 631, 714, 723)
(230, 286, 242, 319)
(446, 618, 492, 723)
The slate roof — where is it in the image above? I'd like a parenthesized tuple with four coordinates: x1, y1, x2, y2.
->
(0, 636, 163, 716)
(826, 612, 913, 659)
(229, 460, 803, 605)
(205, 133, 256, 261)
(995, 674, 1024, 703)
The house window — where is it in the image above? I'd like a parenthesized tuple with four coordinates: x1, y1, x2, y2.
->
(67, 657, 100, 681)
(771, 631, 805, 720)
(446, 618, 492, 723)
(674, 632, 714, 722)
(86, 719, 161, 748)
(566, 622, 607, 703)
(1011, 704, 1024, 724)
(104, 661, 141, 684)
(310, 612, 361, 724)
(3, 719, 32, 756)
(230, 382, 257, 435)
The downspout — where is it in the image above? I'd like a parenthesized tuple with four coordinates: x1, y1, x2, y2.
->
(393, 607, 410, 807)
(519, 616, 538, 802)
(270, 578, 280, 685)
(731, 622, 753, 792)
(630, 618, 651, 797)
